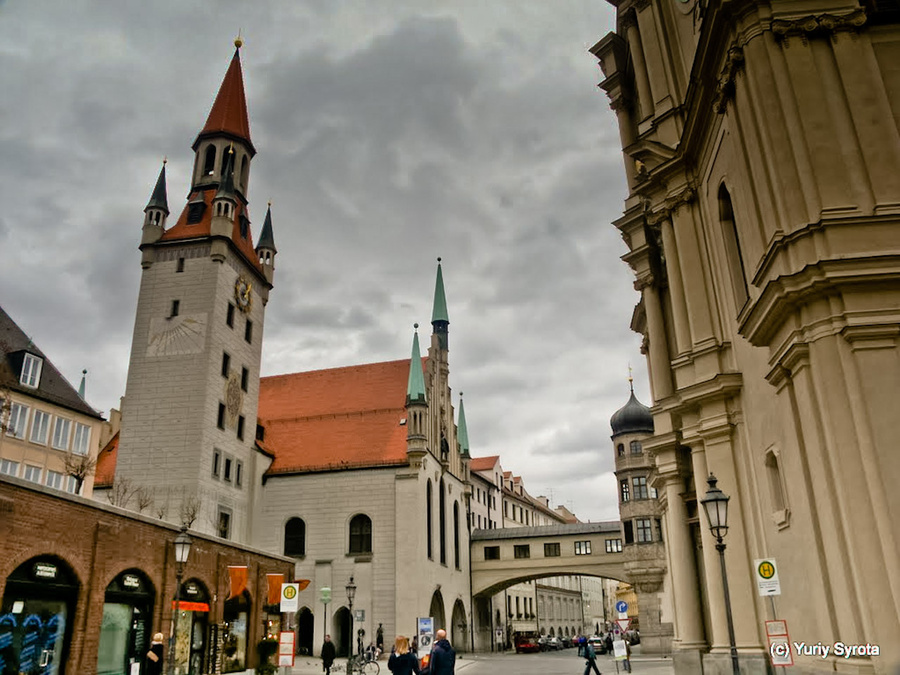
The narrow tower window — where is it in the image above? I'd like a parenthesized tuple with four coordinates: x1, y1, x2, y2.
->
(426, 480, 433, 560)
(349, 514, 372, 555)
(453, 501, 461, 569)
(203, 145, 216, 176)
(170, 300, 180, 318)
(719, 184, 749, 309)
(439, 478, 447, 565)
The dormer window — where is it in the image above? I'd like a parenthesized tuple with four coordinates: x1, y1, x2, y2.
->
(20, 354, 42, 388)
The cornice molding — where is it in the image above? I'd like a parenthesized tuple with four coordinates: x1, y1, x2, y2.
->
(645, 186, 696, 226)
(771, 9, 867, 43)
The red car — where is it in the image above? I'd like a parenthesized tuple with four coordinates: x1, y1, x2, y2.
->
(514, 635, 541, 654)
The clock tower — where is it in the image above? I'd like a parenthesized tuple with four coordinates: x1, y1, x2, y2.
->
(115, 40, 276, 544)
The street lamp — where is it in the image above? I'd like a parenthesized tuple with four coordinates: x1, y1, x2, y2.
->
(700, 474, 739, 675)
(346, 577, 357, 658)
(168, 526, 193, 675)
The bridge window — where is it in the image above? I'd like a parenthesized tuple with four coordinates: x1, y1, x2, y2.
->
(514, 545, 530, 559)
(620, 480, 630, 502)
(484, 546, 500, 560)
(574, 541, 592, 555)
(544, 543, 561, 557)
(633, 476, 649, 500)
(605, 539, 623, 553)
(636, 518, 653, 543)
(630, 440, 643, 454)
(349, 514, 372, 554)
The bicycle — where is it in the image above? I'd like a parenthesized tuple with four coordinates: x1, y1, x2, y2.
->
(349, 652, 380, 675)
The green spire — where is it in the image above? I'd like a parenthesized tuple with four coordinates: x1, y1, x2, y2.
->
(457, 392, 470, 457)
(406, 324, 427, 406)
(431, 257, 449, 324)
(257, 202, 277, 253)
(78, 369, 87, 399)
(145, 160, 169, 214)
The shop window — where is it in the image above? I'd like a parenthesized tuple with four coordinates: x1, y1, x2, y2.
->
(96, 569, 155, 675)
(222, 590, 249, 673)
(284, 517, 306, 557)
(349, 514, 372, 555)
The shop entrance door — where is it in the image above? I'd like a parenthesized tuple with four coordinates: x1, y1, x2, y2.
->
(96, 570, 155, 675)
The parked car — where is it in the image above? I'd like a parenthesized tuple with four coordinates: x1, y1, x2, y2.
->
(515, 635, 541, 654)
(588, 636, 607, 655)
(545, 636, 563, 650)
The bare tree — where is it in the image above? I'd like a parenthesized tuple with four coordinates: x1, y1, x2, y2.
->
(134, 486, 154, 513)
(155, 503, 169, 521)
(63, 451, 97, 496)
(0, 339, 14, 436)
(107, 477, 135, 508)
(180, 491, 202, 528)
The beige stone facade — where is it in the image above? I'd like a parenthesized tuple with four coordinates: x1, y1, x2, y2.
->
(593, 1, 900, 672)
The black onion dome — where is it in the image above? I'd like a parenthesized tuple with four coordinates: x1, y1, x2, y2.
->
(610, 391, 654, 436)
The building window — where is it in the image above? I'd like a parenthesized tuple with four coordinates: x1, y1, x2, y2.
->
(45, 470, 64, 490)
(65, 475, 79, 493)
(30, 410, 50, 445)
(636, 518, 653, 543)
(5, 402, 29, 439)
(574, 541, 592, 555)
(630, 440, 642, 454)
(237, 415, 245, 440)
(227, 303, 235, 327)
(203, 145, 216, 175)
(244, 319, 253, 344)
(605, 539, 623, 553)
(222, 352, 231, 377)
(284, 517, 306, 557)
(241, 367, 248, 392)
(439, 478, 447, 565)
(217, 403, 225, 430)
(514, 545, 530, 559)
(0, 459, 19, 477)
(765, 448, 789, 527)
(504, 501, 508, 517)
(544, 543, 561, 557)
(72, 423, 91, 456)
(426, 480, 433, 559)
(170, 300, 180, 318)
(454, 501, 461, 569)
(176, 257, 185, 272)
(624, 521, 634, 545)
(349, 514, 373, 555)
(655, 518, 664, 543)
(224, 457, 232, 483)
(235, 461, 243, 488)
(212, 449, 221, 478)
(217, 508, 232, 539)
(719, 184, 749, 309)
(620, 479, 630, 503)
(484, 546, 500, 560)
(20, 354, 43, 388)
(51, 417, 71, 450)
(633, 476, 649, 500)
(617, 443, 625, 457)
(23, 464, 42, 483)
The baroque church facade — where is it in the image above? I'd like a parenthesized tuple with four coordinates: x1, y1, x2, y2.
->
(593, 0, 900, 673)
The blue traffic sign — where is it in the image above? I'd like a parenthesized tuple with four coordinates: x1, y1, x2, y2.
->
(615, 601, 628, 613)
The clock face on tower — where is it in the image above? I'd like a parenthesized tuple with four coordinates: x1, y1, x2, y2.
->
(235, 276, 252, 314)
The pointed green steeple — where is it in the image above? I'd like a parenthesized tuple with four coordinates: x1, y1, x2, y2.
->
(257, 202, 277, 253)
(457, 392, 470, 458)
(406, 324, 427, 406)
(431, 257, 449, 350)
(78, 369, 87, 399)
(145, 160, 169, 214)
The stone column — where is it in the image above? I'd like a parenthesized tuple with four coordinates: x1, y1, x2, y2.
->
(623, 12, 654, 121)
(659, 218, 691, 356)
(640, 278, 674, 400)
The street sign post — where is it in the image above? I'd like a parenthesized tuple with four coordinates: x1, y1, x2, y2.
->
(278, 631, 296, 667)
(417, 617, 434, 651)
(280, 583, 300, 613)
(616, 618, 631, 633)
(766, 620, 793, 666)
(754, 559, 782, 596)
(615, 601, 628, 613)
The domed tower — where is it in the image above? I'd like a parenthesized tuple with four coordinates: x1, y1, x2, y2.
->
(610, 374, 672, 654)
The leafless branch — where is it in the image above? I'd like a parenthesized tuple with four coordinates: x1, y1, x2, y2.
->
(108, 477, 135, 507)
(64, 452, 97, 496)
(180, 491, 202, 528)
(134, 486, 154, 513)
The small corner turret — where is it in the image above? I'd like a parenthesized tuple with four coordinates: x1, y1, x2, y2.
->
(431, 257, 449, 351)
(406, 324, 428, 462)
(256, 202, 277, 285)
(142, 160, 168, 245)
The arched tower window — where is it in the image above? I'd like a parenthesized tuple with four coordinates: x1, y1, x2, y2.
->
(220, 150, 230, 177)
(284, 517, 306, 557)
(617, 443, 625, 456)
(439, 478, 447, 565)
(630, 440, 642, 454)
(240, 155, 249, 190)
(426, 479, 433, 560)
(349, 514, 372, 555)
(203, 145, 216, 176)
(453, 501, 460, 569)
(719, 184, 749, 309)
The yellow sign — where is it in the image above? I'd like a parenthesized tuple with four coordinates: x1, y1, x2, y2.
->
(753, 558, 781, 596)
(283, 585, 297, 600)
(758, 561, 776, 579)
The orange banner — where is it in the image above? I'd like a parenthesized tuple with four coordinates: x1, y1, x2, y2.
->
(171, 601, 210, 612)
(227, 566, 248, 600)
(267, 574, 285, 605)
(297, 579, 310, 591)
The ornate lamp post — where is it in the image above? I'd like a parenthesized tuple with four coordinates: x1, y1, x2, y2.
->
(346, 577, 357, 658)
(168, 526, 193, 675)
(700, 474, 740, 675)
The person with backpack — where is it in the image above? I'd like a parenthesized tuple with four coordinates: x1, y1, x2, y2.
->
(583, 639, 601, 675)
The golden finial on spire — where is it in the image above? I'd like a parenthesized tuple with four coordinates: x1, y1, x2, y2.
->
(268, 200, 272, 208)
(234, 30, 244, 49)
(228, 142, 234, 154)
(163, 156, 167, 165)
(628, 364, 634, 393)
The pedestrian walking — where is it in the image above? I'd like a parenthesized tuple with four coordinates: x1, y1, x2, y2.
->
(388, 636, 420, 675)
(622, 638, 632, 673)
(322, 634, 336, 675)
(425, 629, 455, 675)
(582, 639, 601, 675)
(146, 632, 164, 675)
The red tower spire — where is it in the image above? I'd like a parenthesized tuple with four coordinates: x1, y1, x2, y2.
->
(193, 44, 255, 155)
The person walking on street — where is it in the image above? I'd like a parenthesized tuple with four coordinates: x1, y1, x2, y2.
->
(322, 634, 336, 675)
(388, 636, 420, 675)
(146, 632, 164, 675)
(622, 638, 632, 673)
(583, 639, 601, 675)
(429, 629, 456, 675)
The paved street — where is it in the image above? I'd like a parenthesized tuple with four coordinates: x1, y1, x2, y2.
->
(287, 649, 675, 675)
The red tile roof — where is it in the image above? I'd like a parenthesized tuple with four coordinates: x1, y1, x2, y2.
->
(469, 455, 500, 472)
(94, 431, 119, 488)
(161, 189, 262, 273)
(258, 357, 427, 475)
(195, 49, 253, 153)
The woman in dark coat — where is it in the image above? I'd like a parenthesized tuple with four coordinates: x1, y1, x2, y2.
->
(146, 632, 165, 675)
(388, 636, 419, 675)
(322, 634, 337, 675)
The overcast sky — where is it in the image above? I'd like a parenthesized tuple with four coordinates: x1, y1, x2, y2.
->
(0, 1, 651, 522)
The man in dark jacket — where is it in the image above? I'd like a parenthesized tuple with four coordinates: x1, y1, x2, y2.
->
(429, 630, 456, 675)
(321, 635, 337, 675)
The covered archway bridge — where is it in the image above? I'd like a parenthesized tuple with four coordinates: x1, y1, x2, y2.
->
(470, 521, 626, 597)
